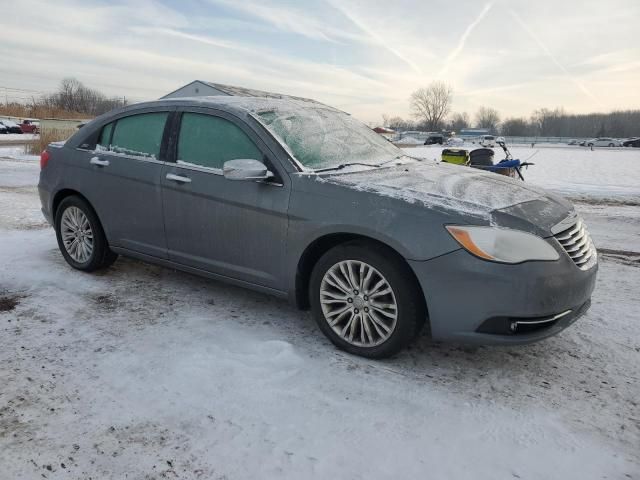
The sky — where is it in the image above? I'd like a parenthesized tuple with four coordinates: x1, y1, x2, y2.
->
(1, 0, 639, 124)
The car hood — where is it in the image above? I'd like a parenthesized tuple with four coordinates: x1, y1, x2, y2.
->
(323, 161, 574, 237)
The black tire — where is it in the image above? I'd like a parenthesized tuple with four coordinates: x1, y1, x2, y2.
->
(54, 195, 117, 272)
(309, 241, 425, 359)
(608, 143, 614, 147)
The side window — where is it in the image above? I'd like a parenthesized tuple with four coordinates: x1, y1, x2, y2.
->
(177, 113, 262, 170)
(97, 122, 113, 150)
(109, 112, 168, 159)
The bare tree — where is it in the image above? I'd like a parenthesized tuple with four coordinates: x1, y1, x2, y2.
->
(410, 82, 453, 131)
(42, 78, 126, 116)
(448, 112, 470, 132)
(475, 106, 501, 133)
(500, 117, 534, 136)
(386, 116, 415, 131)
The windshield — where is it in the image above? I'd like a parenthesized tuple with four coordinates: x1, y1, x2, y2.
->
(255, 106, 403, 170)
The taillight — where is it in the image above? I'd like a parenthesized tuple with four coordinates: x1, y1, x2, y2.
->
(40, 150, 50, 169)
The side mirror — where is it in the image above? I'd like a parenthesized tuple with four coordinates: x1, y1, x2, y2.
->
(223, 159, 274, 181)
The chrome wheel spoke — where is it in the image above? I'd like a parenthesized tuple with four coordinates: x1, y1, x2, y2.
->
(60, 207, 94, 264)
(320, 259, 398, 348)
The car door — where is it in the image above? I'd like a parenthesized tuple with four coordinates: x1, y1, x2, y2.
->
(161, 109, 291, 290)
(78, 109, 171, 258)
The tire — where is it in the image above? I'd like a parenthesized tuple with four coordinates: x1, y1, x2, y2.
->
(587, 143, 593, 147)
(55, 195, 117, 272)
(608, 143, 614, 147)
(309, 241, 425, 359)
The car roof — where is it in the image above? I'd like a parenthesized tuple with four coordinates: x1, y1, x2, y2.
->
(125, 96, 343, 117)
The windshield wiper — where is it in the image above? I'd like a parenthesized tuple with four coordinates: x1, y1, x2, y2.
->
(314, 162, 380, 173)
(376, 154, 420, 167)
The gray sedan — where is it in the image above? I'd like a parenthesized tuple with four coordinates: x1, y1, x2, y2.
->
(38, 96, 597, 358)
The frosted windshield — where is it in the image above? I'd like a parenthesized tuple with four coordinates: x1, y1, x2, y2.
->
(255, 107, 402, 170)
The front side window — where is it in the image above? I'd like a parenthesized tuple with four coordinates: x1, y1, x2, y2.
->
(98, 122, 113, 148)
(177, 113, 262, 170)
(99, 112, 168, 159)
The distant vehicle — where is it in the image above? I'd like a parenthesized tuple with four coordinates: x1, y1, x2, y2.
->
(446, 137, 464, 146)
(568, 139, 578, 145)
(622, 137, 640, 148)
(478, 135, 495, 147)
(19, 120, 39, 134)
(0, 120, 23, 134)
(424, 133, 444, 145)
(586, 137, 621, 147)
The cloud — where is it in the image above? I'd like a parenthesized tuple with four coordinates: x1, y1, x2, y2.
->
(325, 0, 425, 74)
(509, 9, 603, 108)
(205, 0, 366, 44)
(439, 2, 494, 77)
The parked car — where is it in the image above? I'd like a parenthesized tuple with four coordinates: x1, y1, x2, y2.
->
(585, 137, 621, 147)
(19, 120, 39, 134)
(424, 133, 444, 145)
(568, 139, 578, 145)
(38, 97, 598, 358)
(478, 135, 496, 147)
(446, 137, 464, 147)
(622, 137, 640, 148)
(0, 120, 23, 134)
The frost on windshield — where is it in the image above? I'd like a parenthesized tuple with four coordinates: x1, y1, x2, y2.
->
(255, 105, 401, 170)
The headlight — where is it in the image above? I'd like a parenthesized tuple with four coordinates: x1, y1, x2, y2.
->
(446, 226, 559, 263)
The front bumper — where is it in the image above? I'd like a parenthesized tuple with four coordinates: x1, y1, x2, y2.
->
(409, 247, 597, 345)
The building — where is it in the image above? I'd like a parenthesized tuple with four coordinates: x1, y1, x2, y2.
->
(459, 128, 490, 138)
(162, 80, 321, 105)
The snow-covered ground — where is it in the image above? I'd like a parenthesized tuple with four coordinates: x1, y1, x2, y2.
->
(0, 148, 639, 479)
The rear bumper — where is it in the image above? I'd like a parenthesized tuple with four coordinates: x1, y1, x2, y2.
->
(409, 248, 598, 345)
(38, 186, 53, 225)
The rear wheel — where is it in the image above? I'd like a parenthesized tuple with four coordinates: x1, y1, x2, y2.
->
(310, 241, 425, 358)
(608, 143, 614, 147)
(55, 196, 117, 272)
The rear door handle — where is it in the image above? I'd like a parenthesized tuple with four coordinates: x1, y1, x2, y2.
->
(166, 173, 192, 184)
(90, 156, 110, 167)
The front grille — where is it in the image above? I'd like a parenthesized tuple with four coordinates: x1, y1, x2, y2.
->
(553, 218, 597, 269)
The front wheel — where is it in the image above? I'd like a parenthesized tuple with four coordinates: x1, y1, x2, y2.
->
(55, 196, 117, 272)
(309, 242, 425, 359)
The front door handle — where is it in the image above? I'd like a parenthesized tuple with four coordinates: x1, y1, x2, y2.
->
(166, 173, 192, 184)
(90, 157, 110, 167)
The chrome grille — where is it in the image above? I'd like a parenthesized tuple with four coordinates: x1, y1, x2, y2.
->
(553, 218, 597, 269)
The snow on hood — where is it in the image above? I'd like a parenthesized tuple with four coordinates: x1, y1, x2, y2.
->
(322, 161, 550, 217)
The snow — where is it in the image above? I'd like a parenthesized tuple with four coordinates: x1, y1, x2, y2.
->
(407, 144, 640, 203)
(0, 148, 639, 479)
(0, 133, 38, 143)
(0, 145, 40, 163)
(394, 136, 423, 145)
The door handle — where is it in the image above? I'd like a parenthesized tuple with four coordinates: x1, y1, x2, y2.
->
(166, 173, 192, 183)
(90, 157, 110, 167)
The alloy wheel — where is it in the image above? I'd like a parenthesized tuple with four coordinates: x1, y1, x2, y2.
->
(319, 260, 398, 347)
(60, 206, 94, 263)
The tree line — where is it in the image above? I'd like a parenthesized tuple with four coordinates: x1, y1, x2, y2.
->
(383, 81, 639, 138)
(1, 78, 126, 119)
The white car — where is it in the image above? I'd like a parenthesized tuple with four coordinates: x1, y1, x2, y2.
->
(586, 137, 622, 147)
(446, 137, 464, 146)
(478, 135, 495, 147)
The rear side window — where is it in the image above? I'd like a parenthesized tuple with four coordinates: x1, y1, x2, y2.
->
(100, 112, 168, 159)
(177, 113, 262, 170)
